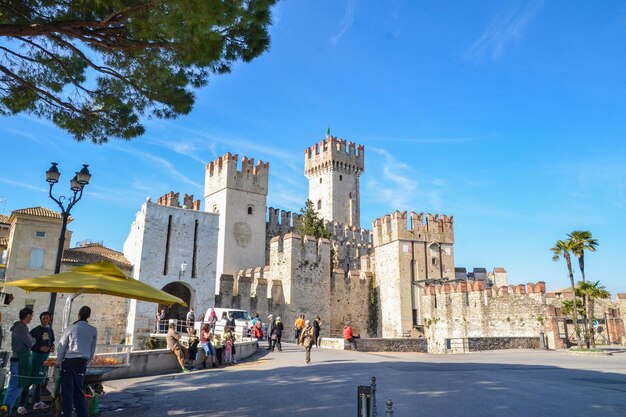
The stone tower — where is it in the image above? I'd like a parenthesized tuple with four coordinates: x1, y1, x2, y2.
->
(122, 194, 218, 347)
(372, 211, 455, 338)
(204, 153, 269, 290)
(304, 136, 364, 227)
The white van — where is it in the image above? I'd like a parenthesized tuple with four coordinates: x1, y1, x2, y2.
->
(204, 307, 253, 338)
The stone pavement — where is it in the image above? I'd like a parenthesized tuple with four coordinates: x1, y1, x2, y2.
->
(97, 343, 626, 417)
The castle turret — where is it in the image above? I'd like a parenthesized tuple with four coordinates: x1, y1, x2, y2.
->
(372, 210, 455, 338)
(204, 153, 269, 290)
(304, 135, 364, 227)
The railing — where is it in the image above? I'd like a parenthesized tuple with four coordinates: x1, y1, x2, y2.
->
(151, 319, 256, 343)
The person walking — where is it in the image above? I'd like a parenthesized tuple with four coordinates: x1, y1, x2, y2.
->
(18, 311, 55, 413)
(299, 320, 315, 364)
(343, 321, 358, 351)
(266, 314, 275, 351)
(274, 316, 284, 352)
(0, 308, 35, 417)
(294, 314, 304, 341)
(56, 306, 98, 417)
(312, 316, 322, 348)
(166, 323, 189, 373)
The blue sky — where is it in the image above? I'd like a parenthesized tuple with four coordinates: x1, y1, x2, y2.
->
(1, 1, 625, 294)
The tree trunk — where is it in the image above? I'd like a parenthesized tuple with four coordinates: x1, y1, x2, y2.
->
(588, 298, 596, 349)
(566, 255, 582, 348)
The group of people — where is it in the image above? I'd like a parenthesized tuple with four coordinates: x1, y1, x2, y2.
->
(0, 305, 97, 417)
(165, 321, 238, 373)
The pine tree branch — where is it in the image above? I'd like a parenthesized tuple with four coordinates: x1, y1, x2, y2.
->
(14, 37, 96, 95)
(48, 34, 158, 99)
(0, 63, 82, 113)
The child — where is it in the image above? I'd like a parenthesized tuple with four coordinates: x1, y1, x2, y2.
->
(187, 328, 199, 369)
(213, 333, 223, 366)
(223, 331, 233, 365)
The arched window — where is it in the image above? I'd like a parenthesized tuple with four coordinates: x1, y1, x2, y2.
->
(317, 200, 322, 210)
(429, 243, 440, 266)
(247, 205, 253, 215)
(339, 175, 343, 181)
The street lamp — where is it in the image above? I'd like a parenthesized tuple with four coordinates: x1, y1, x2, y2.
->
(46, 162, 91, 320)
(178, 261, 187, 280)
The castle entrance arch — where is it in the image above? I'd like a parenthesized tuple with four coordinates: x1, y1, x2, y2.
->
(160, 282, 193, 321)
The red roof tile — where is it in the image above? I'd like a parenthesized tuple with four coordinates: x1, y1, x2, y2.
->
(62, 243, 132, 269)
(11, 207, 65, 220)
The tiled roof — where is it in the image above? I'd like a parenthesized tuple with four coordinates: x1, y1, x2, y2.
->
(0, 214, 9, 224)
(62, 243, 132, 269)
(11, 207, 64, 219)
(616, 293, 626, 300)
(493, 267, 507, 273)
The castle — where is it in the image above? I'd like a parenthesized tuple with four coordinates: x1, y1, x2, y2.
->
(2, 135, 625, 352)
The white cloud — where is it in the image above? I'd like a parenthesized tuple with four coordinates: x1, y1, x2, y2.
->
(330, 0, 356, 46)
(114, 146, 202, 189)
(465, 0, 542, 63)
(0, 177, 44, 192)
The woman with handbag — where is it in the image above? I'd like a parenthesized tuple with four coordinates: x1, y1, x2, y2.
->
(299, 320, 314, 364)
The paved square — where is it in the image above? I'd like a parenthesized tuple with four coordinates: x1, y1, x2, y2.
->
(100, 345, 626, 417)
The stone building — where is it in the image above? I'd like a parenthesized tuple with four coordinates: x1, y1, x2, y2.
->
(204, 154, 269, 289)
(122, 193, 218, 347)
(0, 207, 130, 349)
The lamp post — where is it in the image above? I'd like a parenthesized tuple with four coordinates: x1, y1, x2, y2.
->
(178, 261, 187, 280)
(45, 162, 91, 320)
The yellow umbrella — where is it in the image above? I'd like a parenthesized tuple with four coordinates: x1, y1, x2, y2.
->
(3, 260, 187, 307)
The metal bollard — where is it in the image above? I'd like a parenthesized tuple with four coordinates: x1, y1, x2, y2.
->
(357, 385, 373, 417)
(386, 399, 393, 417)
(371, 376, 377, 417)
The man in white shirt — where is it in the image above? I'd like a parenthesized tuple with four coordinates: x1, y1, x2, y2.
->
(57, 306, 97, 417)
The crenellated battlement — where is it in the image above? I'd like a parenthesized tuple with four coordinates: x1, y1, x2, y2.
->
(204, 152, 269, 195)
(420, 281, 546, 296)
(304, 136, 365, 178)
(205, 152, 269, 177)
(156, 191, 200, 210)
(372, 210, 454, 247)
(265, 206, 373, 270)
(266, 207, 302, 236)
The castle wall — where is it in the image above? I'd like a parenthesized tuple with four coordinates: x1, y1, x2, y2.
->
(122, 198, 218, 348)
(204, 153, 268, 285)
(421, 282, 548, 353)
(329, 267, 372, 338)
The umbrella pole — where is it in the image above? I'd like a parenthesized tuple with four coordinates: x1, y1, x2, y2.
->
(63, 290, 86, 331)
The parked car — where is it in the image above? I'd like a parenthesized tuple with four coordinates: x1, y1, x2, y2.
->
(204, 307, 253, 338)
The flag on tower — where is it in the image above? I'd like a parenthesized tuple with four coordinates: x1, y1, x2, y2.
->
(326, 127, 330, 139)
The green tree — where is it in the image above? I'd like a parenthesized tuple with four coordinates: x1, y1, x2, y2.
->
(297, 199, 331, 240)
(0, 0, 277, 143)
(567, 230, 598, 346)
(568, 231, 598, 283)
(576, 280, 610, 348)
(367, 274, 378, 337)
(551, 239, 582, 348)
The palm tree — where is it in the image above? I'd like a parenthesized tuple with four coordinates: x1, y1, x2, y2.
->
(576, 280, 610, 348)
(551, 239, 582, 348)
(568, 230, 598, 347)
(568, 231, 598, 283)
